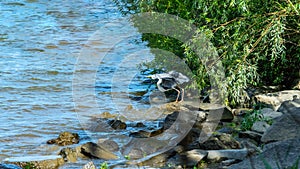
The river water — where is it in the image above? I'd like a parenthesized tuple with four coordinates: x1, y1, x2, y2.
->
(0, 0, 156, 167)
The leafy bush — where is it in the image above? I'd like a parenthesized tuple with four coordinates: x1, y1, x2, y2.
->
(114, 0, 300, 107)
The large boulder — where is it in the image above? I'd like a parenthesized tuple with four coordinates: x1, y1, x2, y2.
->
(80, 142, 118, 160)
(261, 107, 300, 143)
(255, 90, 300, 110)
(251, 121, 270, 134)
(228, 138, 300, 169)
(206, 148, 248, 161)
(260, 108, 283, 120)
(277, 98, 300, 114)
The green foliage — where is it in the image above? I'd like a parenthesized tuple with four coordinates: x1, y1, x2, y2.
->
(124, 155, 131, 160)
(100, 161, 109, 169)
(240, 109, 272, 131)
(23, 163, 36, 169)
(114, 0, 300, 107)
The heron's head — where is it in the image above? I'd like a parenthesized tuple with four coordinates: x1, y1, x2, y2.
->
(146, 74, 158, 80)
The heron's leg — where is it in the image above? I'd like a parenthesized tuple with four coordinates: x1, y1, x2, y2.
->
(174, 88, 181, 102)
(179, 88, 185, 102)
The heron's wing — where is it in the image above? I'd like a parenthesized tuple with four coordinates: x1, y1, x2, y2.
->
(160, 78, 177, 90)
(156, 73, 173, 79)
(168, 71, 189, 84)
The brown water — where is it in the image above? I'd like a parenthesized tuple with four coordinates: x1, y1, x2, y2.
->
(0, 0, 155, 167)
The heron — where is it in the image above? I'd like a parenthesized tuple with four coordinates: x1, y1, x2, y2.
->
(147, 71, 190, 102)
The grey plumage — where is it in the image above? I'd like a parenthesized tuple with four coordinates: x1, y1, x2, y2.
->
(147, 71, 189, 102)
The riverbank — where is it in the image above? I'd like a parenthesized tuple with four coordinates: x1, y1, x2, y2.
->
(2, 89, 299, 168)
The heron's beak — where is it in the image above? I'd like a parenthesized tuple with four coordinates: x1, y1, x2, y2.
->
(146, 75, 152, 78)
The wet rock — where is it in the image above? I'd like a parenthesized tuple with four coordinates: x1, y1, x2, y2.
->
(89, 118, 111, 132)
(98, 139, 119, 152)
(108, 119, 127, 130)
(135, 122, 145, 127)
(207, 148, 248, 161)
(260, 107, 282, 120)
(59, 147, 77, 162)
(4, 155, 64, 169)
(47, 131, 79, 146)
(261, 107, 300, 143)
(80, 142, 118, 160)
(0, 163, 22, 169)
(99, 111, 116, 119)
(228, 138, 300, 169)
(199, 133, 241, 150)
(82, 161, 97, 169)
(129, 128, 164, 138)
(251, 121, 270, 133)
(255, 90, 300, 110)
(238, 131, 262, 144)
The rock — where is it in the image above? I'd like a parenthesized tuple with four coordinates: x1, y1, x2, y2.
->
(99, 111, 116, 119)
(182, 149, 208, 166)
(206, 148, 248, 161)
(163, 111, 179, 130)
(192, 111, 207, 129)
(59, 147, 77, 162)
(228, 138, 300, 169)
(199, 133, 241, 150)
(221, 159, 240, 166)
(98, 139, 119, 152)
(0, 163, 22, 169)
(261, 107, 300, 143)
(255, 90, 300, 110)
(239, 139, 262, 156)
(135, 122, 145, 127)
(167, 149, 208, 167)
(238, 131, 262, 144)
(88, 118, 112, 132)
(292, 78, 300, 90)
(4, 155, 64, 169)
(129, 128, 164, 138)
(82, 161, 97, 169)
(277, 99, 300, 114)
(108, 119, 127, 130)
(260, 108, 282, 120)
(134, 152, 170, 167)
(80, 142, 118, 160)
(251, 121, 270, 133)
(217, 127, 237, 134)
(47, 131, 79, 146)
(221, 107, 234, 122)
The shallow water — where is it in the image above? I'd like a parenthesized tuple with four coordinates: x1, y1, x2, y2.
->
(0, 0, 155, 167)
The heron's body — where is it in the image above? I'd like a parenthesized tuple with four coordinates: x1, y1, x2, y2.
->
(148, 71, 189, 102)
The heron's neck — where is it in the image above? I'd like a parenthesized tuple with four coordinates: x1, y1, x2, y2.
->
(156, 78, 166, 92)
